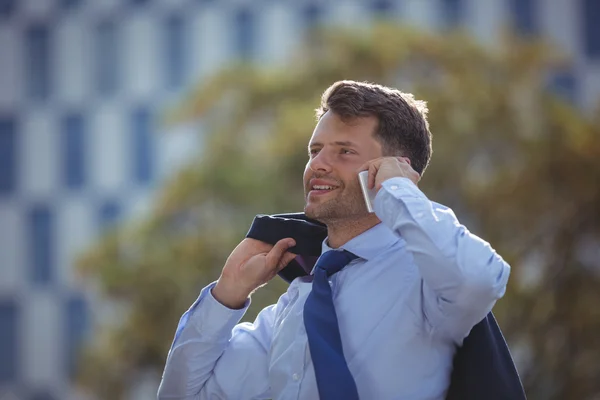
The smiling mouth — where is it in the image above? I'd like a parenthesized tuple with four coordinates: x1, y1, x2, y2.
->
(309, 185, 338, 196)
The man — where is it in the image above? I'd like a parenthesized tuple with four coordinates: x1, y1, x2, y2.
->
(157, 81, 511, 399)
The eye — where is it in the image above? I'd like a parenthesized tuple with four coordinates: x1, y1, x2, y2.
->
(309, 148, 319, 157)
(341, 148, 355, 155)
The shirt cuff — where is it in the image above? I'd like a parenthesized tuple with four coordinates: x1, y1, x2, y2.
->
(374, 177, 426, 216)
(184, 281, 251, 340)
(382, 177, 425, 199)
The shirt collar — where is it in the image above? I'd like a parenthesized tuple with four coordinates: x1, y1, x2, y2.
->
(321, 222, 402, 261)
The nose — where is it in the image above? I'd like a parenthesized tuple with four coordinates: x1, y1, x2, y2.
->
(308, 149, 333, 173)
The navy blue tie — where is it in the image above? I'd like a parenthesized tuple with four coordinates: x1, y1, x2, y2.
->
(303, 250, 360, 400)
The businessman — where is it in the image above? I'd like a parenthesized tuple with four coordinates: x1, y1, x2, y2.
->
(157, 80, 512, 399)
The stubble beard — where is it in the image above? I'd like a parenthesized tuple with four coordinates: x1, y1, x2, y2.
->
(304, 184, 368, 225)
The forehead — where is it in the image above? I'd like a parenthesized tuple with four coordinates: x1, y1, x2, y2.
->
(308, 111, 379, 147)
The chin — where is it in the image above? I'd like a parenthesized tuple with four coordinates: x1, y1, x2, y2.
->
(305, 206, 342, 223)
(304, 204, 326, 221)
(304, 204, 317, 219)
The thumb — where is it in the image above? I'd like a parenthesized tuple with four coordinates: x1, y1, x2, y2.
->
(277, 251, 299, 271)
(265, 238, 296, 269)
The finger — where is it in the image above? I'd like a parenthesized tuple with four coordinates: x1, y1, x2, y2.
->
(244, 238, 273, 253)
(357, 158, 376, 173)
(396, 156, 411, 165)
(368, 163, 378, 189)
(277, 252, 298, 271)
(411, 169, 421, 183)
(357, 156, 386, 173)
(357, 160, 370, 172)
(265, 238, 296, 269)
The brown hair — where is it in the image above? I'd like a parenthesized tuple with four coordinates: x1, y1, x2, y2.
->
(316, 80, 432, 175)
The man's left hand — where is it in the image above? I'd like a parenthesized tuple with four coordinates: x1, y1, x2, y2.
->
(358, 157, 420, 192)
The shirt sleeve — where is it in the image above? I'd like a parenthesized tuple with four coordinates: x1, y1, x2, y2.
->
(157, 281, 288, 400)
(373, 177, 511, 344)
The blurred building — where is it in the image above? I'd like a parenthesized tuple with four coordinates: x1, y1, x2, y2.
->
(0, 0, 598, 399)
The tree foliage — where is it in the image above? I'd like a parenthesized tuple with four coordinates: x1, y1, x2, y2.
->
(76, 25, 600, 400)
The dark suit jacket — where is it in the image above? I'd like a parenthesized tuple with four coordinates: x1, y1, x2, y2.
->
(246, 212, 526, 400)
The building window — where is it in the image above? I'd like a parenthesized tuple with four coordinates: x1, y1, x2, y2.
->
(302, 2, 322, 28)
(0, 117, 16, 196)
(164, 14, 187, 90)
(26, 25, 52, 100)
(550, 70, 577, 104)
(60, 0, 82, 10)
(95, 21, 119, 96)
(29, 205, 54, 284)
(64, 295, 88, 377)
(131, 107, 154, 184)
(0, 300, 18, 382)
(509, 0, 537, 35)
(370, 0, 395, 18)
(62, 113, 86, 190)
(234, 8, 255, 60)
(440, 0, 463, 28)
(0, 0, 16, 19)
(30, 392, 57, 400)
(98, 200, 121, 230)
(583, 0, 600, 59)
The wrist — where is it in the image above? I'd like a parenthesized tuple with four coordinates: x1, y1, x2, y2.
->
(212, 279, 250, 309)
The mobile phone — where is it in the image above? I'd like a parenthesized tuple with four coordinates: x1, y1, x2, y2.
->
(358, 170, 378, 213)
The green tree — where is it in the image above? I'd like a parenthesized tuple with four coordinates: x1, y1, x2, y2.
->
(76, 25, 600, 400)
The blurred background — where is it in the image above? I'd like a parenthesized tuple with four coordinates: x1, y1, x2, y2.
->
(1, 0, 599, 399)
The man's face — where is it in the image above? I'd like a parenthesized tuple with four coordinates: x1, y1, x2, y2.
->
(304, 111, 383, 222)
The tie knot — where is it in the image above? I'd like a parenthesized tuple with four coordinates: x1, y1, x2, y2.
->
(315, 250, 359, 277)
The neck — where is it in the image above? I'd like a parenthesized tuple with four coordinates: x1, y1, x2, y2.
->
(325, 214, 381, 249)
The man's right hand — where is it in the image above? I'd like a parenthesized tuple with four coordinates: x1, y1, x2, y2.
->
(212, 238, 297, 309)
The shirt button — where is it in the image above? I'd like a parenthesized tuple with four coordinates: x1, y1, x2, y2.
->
(390, 184, 399, 190)
(292, 373, 300, 381)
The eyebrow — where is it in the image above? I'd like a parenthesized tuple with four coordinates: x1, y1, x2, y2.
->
(309, 141, 357, 148)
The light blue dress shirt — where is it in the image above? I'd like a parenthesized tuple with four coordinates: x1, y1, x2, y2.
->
(157, 177, 511, 400)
